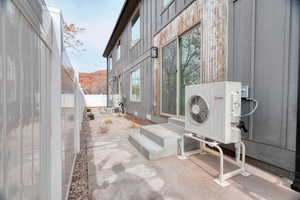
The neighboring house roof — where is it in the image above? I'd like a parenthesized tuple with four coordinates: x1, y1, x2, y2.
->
(103, 0, 140, 57)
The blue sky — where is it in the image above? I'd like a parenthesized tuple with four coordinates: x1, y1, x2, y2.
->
(46, 0, 125, 72)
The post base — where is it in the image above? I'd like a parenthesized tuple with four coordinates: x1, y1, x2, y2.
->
(177, 155, 188, 160)
(214, 179, 230, 187)
(241, 171, 251, 177)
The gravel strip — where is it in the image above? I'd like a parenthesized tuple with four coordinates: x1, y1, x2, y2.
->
(68, 125, 89, 200)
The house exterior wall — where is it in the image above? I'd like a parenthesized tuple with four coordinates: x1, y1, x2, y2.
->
(229, 0, 300, 172)
(107, 0, 205, 120)
(105, 0, 299, 173)
(153, 0, 229, 115)
(108, 0, 156, 119)
(154, 0, 197, 33)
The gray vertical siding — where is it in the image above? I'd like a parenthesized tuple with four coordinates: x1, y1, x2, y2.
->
(110, 0, 198, 73)
(231, 0, 299, 171)
(109, 0, 197, 120)
(107, 0, 299, 172)
(0, 1, 4, 196)
(110, 0, 157, 119)
(123, 58, 154, 119)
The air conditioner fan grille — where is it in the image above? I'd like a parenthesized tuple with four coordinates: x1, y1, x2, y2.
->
(188, 95, 209, 124)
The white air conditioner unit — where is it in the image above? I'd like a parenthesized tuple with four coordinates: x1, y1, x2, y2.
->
(185, 81, 242, 144)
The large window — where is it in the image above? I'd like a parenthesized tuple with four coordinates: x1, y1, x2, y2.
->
(130, 69, 141, 101)
(116, 41, 121, 60)
(131, 11, 141, 46)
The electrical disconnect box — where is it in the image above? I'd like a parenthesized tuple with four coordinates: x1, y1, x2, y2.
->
(241, 85, 249, 98)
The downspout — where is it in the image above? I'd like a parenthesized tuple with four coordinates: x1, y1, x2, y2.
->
(291, 6, 300, 191)
(106, 57, 109, 107)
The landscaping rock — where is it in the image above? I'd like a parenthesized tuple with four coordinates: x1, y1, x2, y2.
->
(68, 123, 89, 200)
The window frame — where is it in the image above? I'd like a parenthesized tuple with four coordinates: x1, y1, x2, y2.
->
(116, 40, 121, 61)
(131, 9, 141, 47)
(107, 55, 113, 81)
(159, 23, 202, 118)
(108, 56, 112, 71)
(130, 68, 141, 102)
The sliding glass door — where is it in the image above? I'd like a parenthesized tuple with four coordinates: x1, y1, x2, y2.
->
(161, 40, 177, 115)
(179, 26, 201, 116)
(161, 25, 201, 117)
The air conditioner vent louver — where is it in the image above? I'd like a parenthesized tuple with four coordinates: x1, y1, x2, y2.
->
(188, 95, 209, 124)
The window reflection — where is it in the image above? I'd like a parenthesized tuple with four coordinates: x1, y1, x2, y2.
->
(179, 26, 201, 116)
(131, 11, 141, 46)
(162, 40, 177, 115)
(130, 69, 141, 102)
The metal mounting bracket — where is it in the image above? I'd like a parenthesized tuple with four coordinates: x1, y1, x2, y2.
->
(178, 133, 250, 187)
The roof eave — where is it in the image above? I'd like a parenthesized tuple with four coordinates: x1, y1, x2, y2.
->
(102, 0, 140, 57)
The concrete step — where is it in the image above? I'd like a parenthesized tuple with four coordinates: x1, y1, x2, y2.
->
(168, 117, 185, 128)
(145, 123, 198, 152)
(129, 122, 199, 160)
(129, 133, 165, 160)
(140, 124, 181, 147)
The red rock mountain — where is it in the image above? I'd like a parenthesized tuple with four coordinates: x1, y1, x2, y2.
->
(79, 69, 107, 94)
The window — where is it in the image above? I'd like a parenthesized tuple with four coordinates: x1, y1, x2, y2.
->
(117, 41, 121, 60)
(130, 69, 141, 101)
(108, 56, 113, 81)
(131, 11, 141, 46)
(117, 75, 122, 96)
(163, 0, 172, 7)
(108, 56, 112, 71)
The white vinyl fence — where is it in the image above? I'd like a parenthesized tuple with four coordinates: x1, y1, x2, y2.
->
(85, 95, 107, 107)
(0, 2, 86, 200)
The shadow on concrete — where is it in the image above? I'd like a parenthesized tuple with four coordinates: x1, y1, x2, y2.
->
(190, 153, 299, 200)
(96, 163, 164, 200)
(85, 119, 164, 200)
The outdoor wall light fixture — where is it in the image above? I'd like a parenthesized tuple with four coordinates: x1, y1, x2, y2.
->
(151, 47, 158, 58)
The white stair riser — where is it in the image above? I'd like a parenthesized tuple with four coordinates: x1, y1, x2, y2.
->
(140, 127, 177, 147)
(129, 136, 151, 159)
(129, 122, 200, 161)
(129, 135, 178, 160)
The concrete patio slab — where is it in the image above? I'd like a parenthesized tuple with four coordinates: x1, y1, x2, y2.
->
(85, 111, 300, 200)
